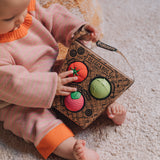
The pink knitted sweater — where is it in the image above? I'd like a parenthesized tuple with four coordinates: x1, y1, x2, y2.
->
(0, 0, 85, 109)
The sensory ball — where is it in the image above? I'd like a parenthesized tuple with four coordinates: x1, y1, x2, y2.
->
(68, 62, 88, 82)
(64, 91, 84, 112)
(90, 78, 111, 99)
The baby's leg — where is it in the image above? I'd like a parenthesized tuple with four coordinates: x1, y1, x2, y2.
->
(0, 105, 73, 159)
(106, 102, 126, 125)
(0, 105, 99, 160)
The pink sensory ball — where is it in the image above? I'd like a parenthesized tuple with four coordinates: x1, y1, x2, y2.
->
(64, 92, 84, 112)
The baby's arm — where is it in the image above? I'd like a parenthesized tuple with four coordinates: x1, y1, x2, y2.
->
(33, 2, 86, 47)
(0, 51, 58, 109)
(32, 2, 99, 46)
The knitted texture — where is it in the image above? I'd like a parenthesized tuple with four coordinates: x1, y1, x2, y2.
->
(68, 62, 88, 82)
(64, 91, 84, 112)
(90, 78, 111, 99)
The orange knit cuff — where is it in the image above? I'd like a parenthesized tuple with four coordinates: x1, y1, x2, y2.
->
(36, 123, 74, 159)
(28, 0, 36, 11)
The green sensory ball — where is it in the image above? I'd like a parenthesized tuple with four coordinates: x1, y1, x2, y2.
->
(90, 78, 111, 99)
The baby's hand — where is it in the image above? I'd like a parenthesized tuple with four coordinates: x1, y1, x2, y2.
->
(81, 24, 99, 42)
(56, 70, 78, 96)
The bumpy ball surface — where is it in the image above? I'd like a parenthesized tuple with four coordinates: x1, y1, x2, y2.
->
(68, 62, 88, 82)
(90, 78, 111, 99)
(64, 91, 84, 112)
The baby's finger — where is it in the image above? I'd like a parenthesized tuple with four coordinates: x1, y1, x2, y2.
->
(61, 76, 78, 84)
(58, 91, 71, 96)
(84, 24, 95, 32)
(91, 32, 99, 42)
(59, 70, 73, 78)
(61, 86, 77, 92)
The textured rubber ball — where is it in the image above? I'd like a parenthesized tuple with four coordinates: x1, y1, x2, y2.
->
(64, 91, 84, 112)
(90, 78, 111, 99)
(68, 62, 88, 82)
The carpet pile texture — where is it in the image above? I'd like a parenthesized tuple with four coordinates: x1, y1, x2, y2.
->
(0, 0, 159, 159)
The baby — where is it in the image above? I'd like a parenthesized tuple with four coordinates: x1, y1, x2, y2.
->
(0, 0, 126, 159)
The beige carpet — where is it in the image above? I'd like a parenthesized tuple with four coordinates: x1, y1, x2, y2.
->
(0, 0, 160, 159)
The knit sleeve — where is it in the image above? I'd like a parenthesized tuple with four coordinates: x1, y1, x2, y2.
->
(0, 51, 58, 108)
(34, 2, 86, 47)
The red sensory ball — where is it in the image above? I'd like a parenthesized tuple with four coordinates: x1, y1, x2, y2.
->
(68, 62, 88, 82)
